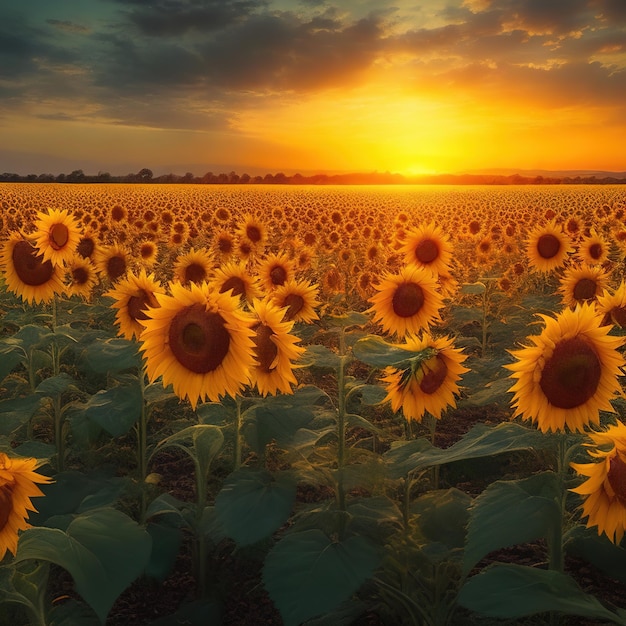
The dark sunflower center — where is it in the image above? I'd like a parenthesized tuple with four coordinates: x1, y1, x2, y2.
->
(573, 278, 598, 301)
(50, 223, 69, 250)
(537, 234, 561, 259)
(128, 289, 158, 322)
(589, 243, 603, 260)
(608, 454, 626, 504)
(269, 265, 287, 286)
(610, 307, 626, 328)
(392, 282, 425, 318)
(77, 237, 95, 258)
(415, 239, 439, 264)
(246, 225, 262, 243)
(539, 337, 601, 409)
(218, 237, 233, 254)
(283, 294, 304, 321)
(184, 263, 207, 284)
(253, 323, 278, 372)
(419, 355, 448, 394)
(107, 255, 126, 281)
(168, 303, 230, 373)
(0, 483, 12, 531)
(72, 266, 89, 285)
(220, 276, 245, 297)
(12, 240, 54, 286)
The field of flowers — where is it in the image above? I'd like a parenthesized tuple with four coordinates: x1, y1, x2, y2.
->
(2, 181, 626, 625)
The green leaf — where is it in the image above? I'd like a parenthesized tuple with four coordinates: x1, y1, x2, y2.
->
(463, 471, 561, 573)
(384, 422, 550, 479)
(355, 384, 387, 406)
(0, 560, 50, 625)
(305, 344, 341, 368)
(458, 564, 626, 623)
(346, 412, 385, 436)
(15, 508, 152, 624)
(195, 400, 232, 426)
(0, 344, 23, 382)
(326, 311, 369, 329)
(144, 522, 182, 583)
(352, 335, 435, 368)
(565, 525, 626, 585)
(215, 469, 296, 546)
(263, 529, 380, 626)
(154, 425, 224, 480)
(49, 598, 100, 626)
(461, 282, 486, 295)
(36, 372, 76, 397)
(79, 338, 141, 373)
(413, 488, 472, 550)
(82, 383, 142, 437)
(246, 404, 315, 453)
(0, 394, 42, 435)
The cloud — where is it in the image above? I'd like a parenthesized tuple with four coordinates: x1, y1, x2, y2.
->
(46, 19, 90, 34)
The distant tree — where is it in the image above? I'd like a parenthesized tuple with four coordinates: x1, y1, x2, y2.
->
(37, 173, 55, 182)
(56, 173, 66, 182)
(68, 169, 86, 182)
(201, 171, 216, 184)
(274, 172, 288, 184)
(263, 173, 275, 184)
(252, 175, 263, 184)
(240, 173, 251, 184)
(138, 168, 153, 182)
(97, 171, 112, 182)
(228, 171, 240, 184)
(182, 172, 194, 183)
(216, 172, 229, 184)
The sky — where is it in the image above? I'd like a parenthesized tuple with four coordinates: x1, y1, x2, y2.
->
(1, 0, 625, 177)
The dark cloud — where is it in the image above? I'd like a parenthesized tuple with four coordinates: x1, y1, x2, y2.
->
(46, 19, 90, 34)
(111, 0, 267, 36)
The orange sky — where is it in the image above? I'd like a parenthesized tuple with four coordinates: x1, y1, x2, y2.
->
(1, 1, 625, 176)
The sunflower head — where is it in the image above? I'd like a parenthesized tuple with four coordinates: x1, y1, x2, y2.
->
(0, 453, 52, 560)
(571, 421, 626, 543)
(506, 303, 626, 433)
(558, 263, 611, 308)
(367, 263, 444, 338)
(270, 278, 321, 324)
(33, 208, 82, 267)
(525, 220, 573, 273)
(139, 281, 256, 408)
(401, 222, 453, 276)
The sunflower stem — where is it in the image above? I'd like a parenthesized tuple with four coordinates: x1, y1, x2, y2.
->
(137, 368, 149, 524)
(194, 456, 209, 597)
(549, 434, 568, 577)
(336, 328, 348, 514)
(234, 395, 243, 471)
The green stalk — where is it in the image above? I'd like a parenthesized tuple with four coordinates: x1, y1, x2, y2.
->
(194, 455, 209, 598)
(137, 368, 148, 523)
(336, 328, 348, 513)
(234, 395, 243, 471)
(51, 295, 65, 472)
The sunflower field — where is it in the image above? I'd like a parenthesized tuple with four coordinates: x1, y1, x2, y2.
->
(2, 182, 626, 625)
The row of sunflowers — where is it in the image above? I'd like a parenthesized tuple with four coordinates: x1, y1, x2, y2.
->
(1, 183, 626, 624)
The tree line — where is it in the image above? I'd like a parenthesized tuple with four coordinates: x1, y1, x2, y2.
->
(0, 168, 624, 185)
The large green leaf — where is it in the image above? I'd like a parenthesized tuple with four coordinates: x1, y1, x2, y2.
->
(458, 564, 626, 623)
(463, 471, 562, 573)
(304, 344, 341, 368)
(352, 335, 435, 368)
(0, 394, 42, 435)
(82, 383, 142, 437)
(36, 372, 77, 397)
(384, 421, 549, 479)
(263, 529, 380, 626)
(79, 338, 141, 373)
(326, 311, 369, 329)
(0, 343, 23, 382)
(215, 468, 296, 546)
(0, 560, 50, 625)
(412, 488, 472, 550)
(15, 508, 152, 624)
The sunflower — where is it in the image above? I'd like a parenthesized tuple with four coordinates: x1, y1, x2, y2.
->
(173, 247, 213, 286)
(238, 214, 267, 249)
(94, 243, 129, 284)
(0, 233, 65, 305)
(106, 269, 165, 341)
(401, 222, 453, 276)
(597, 282, 626, 327)
(137, 240, 159, 267)
(506, 303, 625, 433)
(75, 230, 98, 260)
(248, 298, 305, 396)
(382, 333, 469, 422)
(215, 231, 235, 259)
(32, 208, 82, 267)
(257, 252, 295, 291)
(570, 421, 626, 543)
(0, 452, 52, 560)
(577, 229, 610, 265)
(558, 263, 611, 308)
(139, 281, 256, 408)
(270, 278, 321, 324)
(367, 264, 444, 338)
(525, 220, 573, 273)
(211, 261, 261, 305)
(64, 256, 100, 301)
